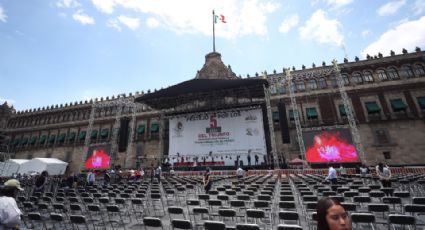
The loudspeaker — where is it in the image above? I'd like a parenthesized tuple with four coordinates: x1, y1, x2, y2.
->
(278, 101, 291, 143)
(118, 118, 130, 152)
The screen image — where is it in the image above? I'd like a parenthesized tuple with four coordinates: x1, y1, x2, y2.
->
(85, 144, 111, 169)
(303, 129, 358, 163)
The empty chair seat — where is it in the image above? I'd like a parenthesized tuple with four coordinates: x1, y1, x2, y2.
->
(171, 219, 192, 230)
(388, 214, 415, 229)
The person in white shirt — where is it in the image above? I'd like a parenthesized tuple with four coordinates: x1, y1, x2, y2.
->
(339, 165, 347, 178)
(86, 171, 95, 186)
(1, 179, 23, 230)
(236, 167, 244, 180)
(326, 166, 337, 184)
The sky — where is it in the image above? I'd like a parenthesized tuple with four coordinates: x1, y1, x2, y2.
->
(1, 0, 425, 111)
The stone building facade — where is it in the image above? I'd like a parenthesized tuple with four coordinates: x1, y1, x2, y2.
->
(1, 49, 425, 173)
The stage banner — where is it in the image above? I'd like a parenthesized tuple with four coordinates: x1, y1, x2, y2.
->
(168, 108, 267, 166)
(85, 144, 111, 169)
(303, 129, 359, 163)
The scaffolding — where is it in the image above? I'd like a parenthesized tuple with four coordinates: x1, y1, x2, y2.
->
(332, 60, 365, 162)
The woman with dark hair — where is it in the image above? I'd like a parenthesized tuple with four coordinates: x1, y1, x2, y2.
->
(317, 197, 352, 230)
(34, 170, 48, 195)
(203, 168, 212, 193)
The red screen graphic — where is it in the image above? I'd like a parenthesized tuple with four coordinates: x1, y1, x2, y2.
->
(305, 131, 358, 163)
(85, 148, 111, 169)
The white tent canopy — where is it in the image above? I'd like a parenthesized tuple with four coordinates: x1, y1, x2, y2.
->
(0, 159, 29, 177)
(18, 158, 68, 175)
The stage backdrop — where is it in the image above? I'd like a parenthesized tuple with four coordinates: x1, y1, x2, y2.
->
(169, 108, 267, 166)
(303, 129, 359, 163)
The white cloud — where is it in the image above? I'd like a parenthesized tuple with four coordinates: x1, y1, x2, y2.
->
(361, 30, 370, 38)
(377, 0, 406, 16)
(0, 97, 16, 106)
(278, 14, 299, 33)
(91, 0, 115, 14)
(117, 16, 140, 30)
(361, 16, 425, 57)
(107, 18, 121, 31)
(0, 5, 7, 23)
(73, 10, 95, 25)
(412, 0, 425, 15)
(146, 17, 159, 28)
(56, 0, 81, 8)
(90, 0, 280, 39)
(299, 9, 344, 46)
(325, 0, 353, 9)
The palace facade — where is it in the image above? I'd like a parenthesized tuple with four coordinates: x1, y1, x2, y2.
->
(1, 48, 425, 173)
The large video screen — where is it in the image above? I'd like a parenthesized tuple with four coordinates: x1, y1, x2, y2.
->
(168, 108, 267, 166)
(85, 144, 111, 169)
(303, 129, 359, 163)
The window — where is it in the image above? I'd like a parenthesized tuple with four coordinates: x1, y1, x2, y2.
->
(373, 128, 391, 145)
(306, 108, 318, 119)
(307, 80, 317, 90)
(339, 105, 347, 116)
(414, 64, 425, 76)
(365, 101, 381, 114)
(401, 65, 414, 78)
(417, 97, 425, 110)
(383, 151, 391, 159)
(363, 71, 374, 82)
(318, 78, 327, 88)
(278, 86, 286, 94)
(377, 70, 388, 81)
(295, 81, 305, 91)
(341, 74, 350, 85)
(387, 67, 399, 80)
(272, 111, 279, 122)
(390, 99, 407, 112)
(137, 124, 146, 135)
(150, 123, 159, 133)
(352, 72, 363, 84)
(329, 77, 338, 87)
(288, 110, 298, 121)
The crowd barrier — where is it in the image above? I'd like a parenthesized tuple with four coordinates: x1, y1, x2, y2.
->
(165, 167, 425, 177)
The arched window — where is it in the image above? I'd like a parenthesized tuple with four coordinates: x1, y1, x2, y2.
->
(341, 74, 350, 85)
(295, 81, 305, 91)
(329, 76, 338, 87)
(377, 69, 388, 81)
(352, 72, 363, 83)
(363, 71, 374, 82)
(307, 79, 317, 90)
(318, 77, 327, 88)
(414, 64, 425, 76)
(387, 67, 399, 80)
(401, 65, 414, 78)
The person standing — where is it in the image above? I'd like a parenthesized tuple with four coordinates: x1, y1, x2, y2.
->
(326, 165, 338, 184)
(155, 166, 162, 183)
(34, 170, 48, 195)
(86, 170, 95, 186)
(1, 179, 24, 229)
(339, 165, 347, 178)
(376, 162, 392, 189)
(203, 168, 212, 193)
(236, 167, 244, 180)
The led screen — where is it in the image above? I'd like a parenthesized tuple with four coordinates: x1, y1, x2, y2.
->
(303, 129, 358, 163)
(85, 144, 111, 169)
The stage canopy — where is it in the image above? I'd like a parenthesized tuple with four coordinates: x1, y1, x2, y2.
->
(18, 158, 68, 175)
(0, 159, 29, 177)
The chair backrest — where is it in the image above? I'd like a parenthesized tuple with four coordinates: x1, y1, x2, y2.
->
(412, 197, 425, 205)
(70, 215, 87, 224)
(350, 213, 375, 224)
(368, 204, 389, 212)
(279, 211, 299, 221)
(28, 212, 42, 221)
(246, 209, 265, 218)
(341, 202, 357, 212)
(50, 213, 64, 222)
(404, 204, 425, 214)
(168, 206, 184, 215)
(171, 219, 192, 230)
(276, 224, 303, 230)
(204, 221, 226, 230)
(218, 209, 236, 217)
(279, 201, 296, 209)
(235, 223, 260, 230)
(388, 214, 415, 227)
(143, 217, 163, 227)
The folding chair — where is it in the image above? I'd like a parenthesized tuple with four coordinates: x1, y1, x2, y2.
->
(204, 220, 226, 230)
(388, 214, 415, 230)
(278, 211, 300, 225)
(27, 212, 47, 229)
(350, 213, 376, 230)
(143, 217, 164, 230)
(276, 224, 303, 230)
(171, 219, 193, 230)
(235, 223, 260, 230)
(70, 215, 90, 230)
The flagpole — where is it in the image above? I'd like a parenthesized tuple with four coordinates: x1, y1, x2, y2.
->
(212, 10, 216, 53)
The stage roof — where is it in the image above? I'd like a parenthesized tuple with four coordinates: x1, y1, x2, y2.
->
(135, 78, 269, 110)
